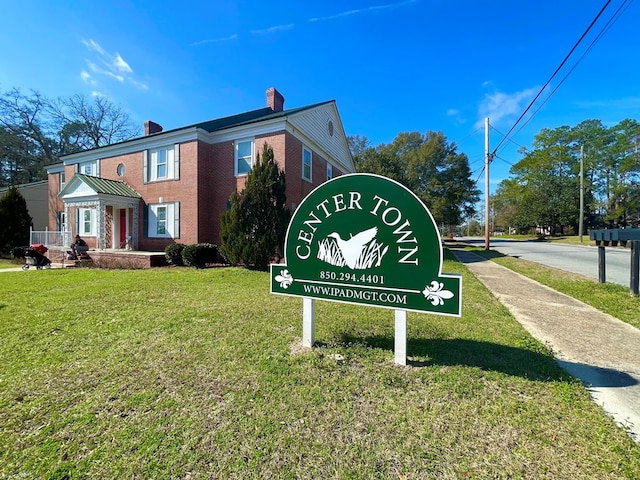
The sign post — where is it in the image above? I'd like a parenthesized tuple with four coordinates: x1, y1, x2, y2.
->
(394, 310, 407, 366)
(302, 297, 315, 347)
(272, 174, 462, 364)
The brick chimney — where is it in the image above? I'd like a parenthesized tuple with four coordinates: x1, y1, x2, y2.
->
(266, 87, 285, 112)
(144, 120, 163, 136)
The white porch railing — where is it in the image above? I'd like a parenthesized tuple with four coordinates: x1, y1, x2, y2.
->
(30, 228, 69, 248)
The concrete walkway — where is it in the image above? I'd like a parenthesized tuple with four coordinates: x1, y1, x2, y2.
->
(451, 248, 640, 443)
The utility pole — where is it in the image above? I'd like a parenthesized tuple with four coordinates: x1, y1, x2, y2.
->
(579, 145, 584, 243)
(484, 117, 491, 250)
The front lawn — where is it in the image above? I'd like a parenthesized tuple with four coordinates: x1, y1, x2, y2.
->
(1, 264, 638, 479)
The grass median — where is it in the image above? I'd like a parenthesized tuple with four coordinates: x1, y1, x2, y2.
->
(1, 262, 639, 479)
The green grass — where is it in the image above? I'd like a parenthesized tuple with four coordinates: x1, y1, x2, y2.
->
(1, 265, 639, 479)
(468, 247, 640, 330)
(0, 258, 22, 269)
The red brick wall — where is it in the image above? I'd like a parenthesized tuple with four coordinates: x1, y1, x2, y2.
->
(202, 132, 288, 246)
(52, 129, 346, 251)
(199, 139, 235, 246)
(97, 144, 201, 251)
(47, 173, 63, 231)
(282, 131, 340, 211)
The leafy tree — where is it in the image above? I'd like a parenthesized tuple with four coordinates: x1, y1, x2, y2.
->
(0, 88, 138, 187)
(349, 131, 479, 230)
(494, 118, 640, 234)
(0, 187, 32, 254)
(220, 143, 290, 271)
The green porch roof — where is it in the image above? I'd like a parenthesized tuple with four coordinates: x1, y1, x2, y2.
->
(68, 174, 141, 198)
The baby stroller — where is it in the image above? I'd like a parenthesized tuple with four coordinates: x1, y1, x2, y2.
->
(22, 244, 52, 270)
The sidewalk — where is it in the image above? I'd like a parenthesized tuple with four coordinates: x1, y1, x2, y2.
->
(451, 247, 640, 443)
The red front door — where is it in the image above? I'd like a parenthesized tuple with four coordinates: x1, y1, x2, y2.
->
(119, 209, 127, 248)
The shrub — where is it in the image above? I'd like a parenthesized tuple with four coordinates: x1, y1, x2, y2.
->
(10, 246, 25, 259)
(165, 243, 186, 266)
(0, 187, 32, 255)
(182, 243, 218, 269)
(81, 258, 145, 270)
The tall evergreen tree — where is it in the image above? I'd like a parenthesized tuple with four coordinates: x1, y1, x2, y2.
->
(0, 187, 32, 254)
(220, 143, 290, 271)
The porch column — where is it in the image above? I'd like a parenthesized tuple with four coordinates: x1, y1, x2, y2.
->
(64, 204, 71, 247)
(132, 203, 140, 250)
(98, 200, 106, 250)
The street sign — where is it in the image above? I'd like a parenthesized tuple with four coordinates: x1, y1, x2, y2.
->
(271, 173, 462, 316)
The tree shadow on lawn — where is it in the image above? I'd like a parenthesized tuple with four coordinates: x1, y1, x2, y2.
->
(325, 334, 638, 387)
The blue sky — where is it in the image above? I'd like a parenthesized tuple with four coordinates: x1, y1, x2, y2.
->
(1, 0, 638, 194)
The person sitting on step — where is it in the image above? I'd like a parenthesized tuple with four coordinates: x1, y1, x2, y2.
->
(71, 235, 89, 258)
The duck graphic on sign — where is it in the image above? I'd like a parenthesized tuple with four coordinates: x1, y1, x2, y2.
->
(318, 227, 388, 269)
(271, 173, 462, 316)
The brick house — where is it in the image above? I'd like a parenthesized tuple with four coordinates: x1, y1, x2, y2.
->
(46, 88, 354, 252)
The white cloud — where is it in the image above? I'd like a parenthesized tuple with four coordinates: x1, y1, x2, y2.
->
(113, 53, 133, 73)
(476, 86, 539, 129)
(250, 24, 295, 35)
(309, 9, 360, 22)
(80, 39, 147, 91)
(82, 39, 106, 56)
(447, 108, 466, 125)
(80, 70, 96, 85)
(190, 34, 239, 46)
(191, 1, 416, 46)
(128, 78, 149, 90)
(309, 0, 416, 22)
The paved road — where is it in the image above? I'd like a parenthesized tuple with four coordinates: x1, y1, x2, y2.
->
(463, 237, 633, 288)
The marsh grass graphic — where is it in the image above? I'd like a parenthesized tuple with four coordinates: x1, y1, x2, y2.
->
(317, 228, 389, 270)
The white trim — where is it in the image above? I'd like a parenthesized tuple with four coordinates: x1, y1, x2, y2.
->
(57, 102, 354, 173)
(60, 119, 287, 166)
(148, 202, 178, 238)
(61, 128, 206, 165)
(210, 118, 287, 144)
(79, 159, 99, 176)
(234, 138, 255, 177)
(147, 145, 177, 182)
(78, 207, 97, 236)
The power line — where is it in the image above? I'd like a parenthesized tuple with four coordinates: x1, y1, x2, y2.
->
(490, 0, 614, 157)
(494, 155, 514, 167)
(472, 165, 486, 188)
(490, 125, 529, 152)
(507, 0, 633, 145)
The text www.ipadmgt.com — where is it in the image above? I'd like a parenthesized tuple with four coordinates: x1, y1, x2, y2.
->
(302, 284, 408, 305)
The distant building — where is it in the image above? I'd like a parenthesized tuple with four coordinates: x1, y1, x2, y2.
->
(0, 180, 48, 230)
(46, 88, 354, 251)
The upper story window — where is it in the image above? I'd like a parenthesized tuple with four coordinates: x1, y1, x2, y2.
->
(60, 171, 66, 190)
(145, 145, 179, 183)
(302, 147, 312, 182)
(327, 164, 333, 181)
(78, 160, 99, 177)
(235, 139, 254, 176)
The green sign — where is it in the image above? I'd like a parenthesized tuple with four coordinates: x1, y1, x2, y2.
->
(270, 174, 462, 316)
